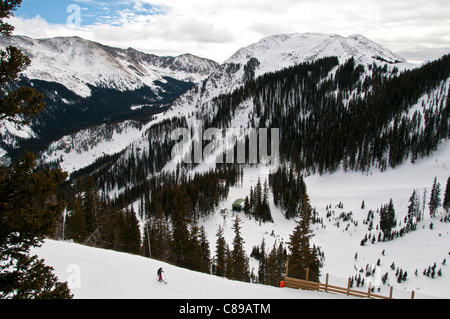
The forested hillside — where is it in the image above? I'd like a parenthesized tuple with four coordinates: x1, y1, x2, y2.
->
(208, 55, 450, 174)
(67, 54, 450, 199)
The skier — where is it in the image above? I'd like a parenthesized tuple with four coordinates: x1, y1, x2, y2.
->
(157, 267, 164, 282)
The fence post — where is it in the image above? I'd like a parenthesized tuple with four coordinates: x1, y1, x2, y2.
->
(367, 282, 371, 298)
(306, 268, 309, 281)
(411, 290, 415, 299)
(347, 278, 351, 296)
(325, 273, 329, 293)
(389, 286, 393, 299)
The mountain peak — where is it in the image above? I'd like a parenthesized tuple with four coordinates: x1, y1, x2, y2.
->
(225, 32, 407, 78)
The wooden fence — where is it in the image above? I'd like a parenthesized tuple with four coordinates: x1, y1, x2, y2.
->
(282, 262, 415, 299)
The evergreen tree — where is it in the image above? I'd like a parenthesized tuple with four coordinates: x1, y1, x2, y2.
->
(380, 199, 396, 239)
(0, 3, 45, 129)
(429, 177, 441, 218)
(185, 223, 203, 272)
(231, 215, 250, 282)
(266, 241, 287, 287)
(82, 178, 101, 234)
(224, 245, 233, 280)
(100, 204, 126, 252)
(0, 1, 72, 299)
(260, 180, 272, 222)
(406, 190, 419, 231)
(266, 243, 278, 286)
(214, 225, 227, 277)
(257, 238, 267, 284)
(170, 189, 191, 267)
(0, 152, 72, 299)
(141, 219, 151, 258)
(199, 226, 211, 274)
(114, 209, 127, 251)
(287, 193, 321, 282)
(144, 213, 172, 261)
(254, 178, 262, 219)
(249, 186, 255, 212)
(276, 242, 287, 283)
(269, 165, 307, 219)
(245, 178, 272, 222)
(123, 207, 141, 255)
(422, 188, 427, 221)
(1, 253, 73, 299)
(243, 196, 250, 215)
(443, 177, 450, 213)
(66, 197, 88, 243)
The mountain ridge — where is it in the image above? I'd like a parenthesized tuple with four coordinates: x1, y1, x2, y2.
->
(35, 32, 448, 175)
(0, 35, 220, 164)
(161, 32, 417, 128)
(0, 35, 220, 97)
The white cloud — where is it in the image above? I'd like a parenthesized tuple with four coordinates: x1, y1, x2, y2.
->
(9, 0, 450, 63)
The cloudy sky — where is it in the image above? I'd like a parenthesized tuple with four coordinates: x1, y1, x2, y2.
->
(9, 0, 450, 64)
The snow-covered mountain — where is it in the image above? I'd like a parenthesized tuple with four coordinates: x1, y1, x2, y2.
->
(0, 35, 220, 164)
(164, 32, 416, 120)
(37, 32, 430, 174)
(0, 35, 219, 98)
(226, 33, 408, 76)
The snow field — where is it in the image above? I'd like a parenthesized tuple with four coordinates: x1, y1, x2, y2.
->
(196, 140, 450, 299)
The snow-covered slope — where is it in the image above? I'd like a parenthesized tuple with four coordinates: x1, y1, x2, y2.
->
(0, 119, 36, 166)
(181, 141, 450, 300)
(305, 141, 450, 299)
(32, 239, 350, 300)
(39, 120, 150, 174)
(0, 35, 219, 97)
